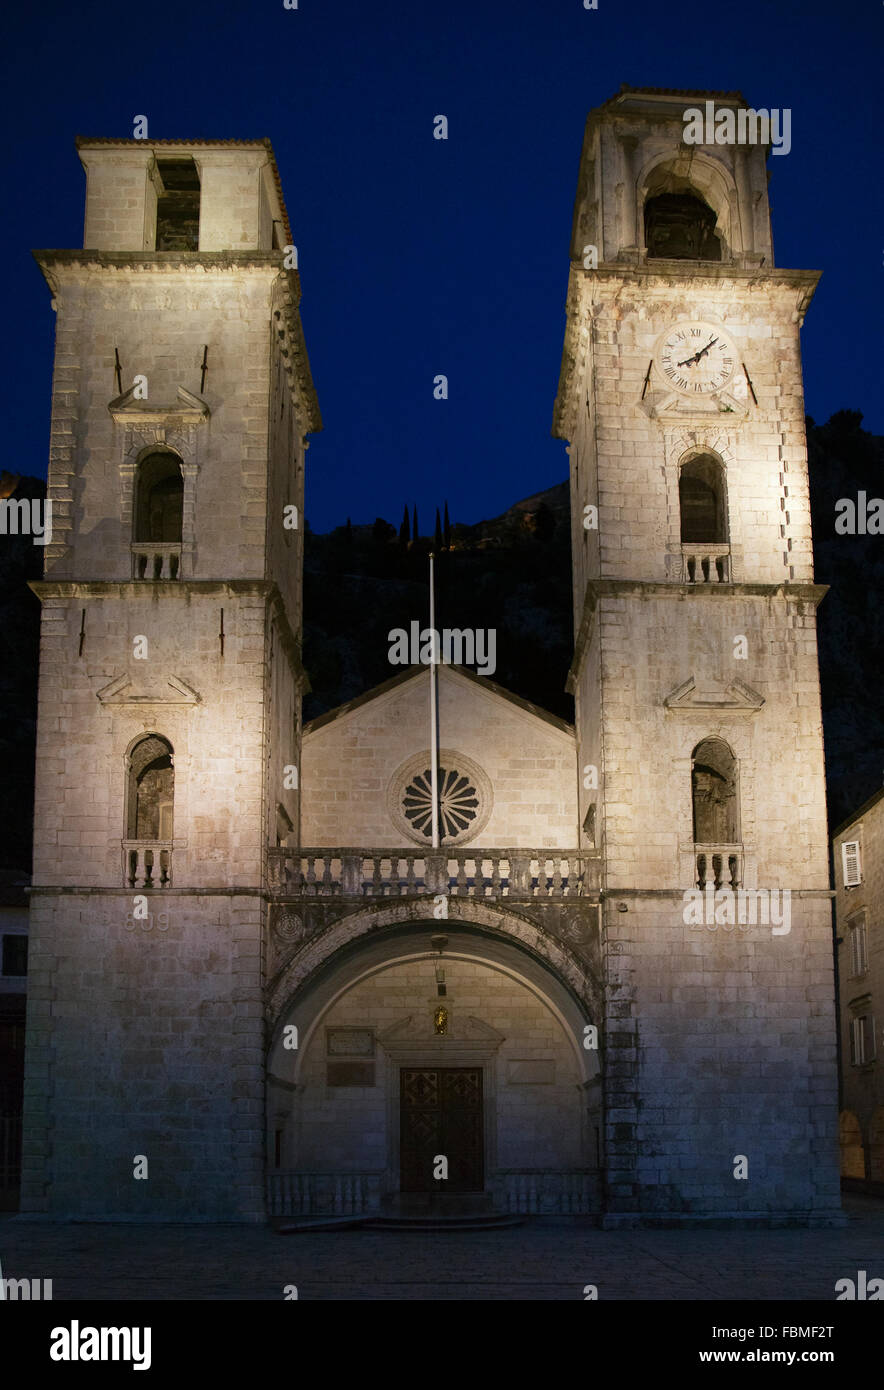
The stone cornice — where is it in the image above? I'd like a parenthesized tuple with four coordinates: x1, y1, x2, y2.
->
(596, 579, 828, 603)
(552, 263, 820, 441)
(34, 248, 295, 279)
(28, 885, 269, 897)
(566, 586, 597, 694)
(601, 888, 834, 900)
(32, 578, 277, 598)
(275, 267, 322, 434)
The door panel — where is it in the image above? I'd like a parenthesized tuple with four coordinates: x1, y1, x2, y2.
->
(399, 1067, 483, 1192)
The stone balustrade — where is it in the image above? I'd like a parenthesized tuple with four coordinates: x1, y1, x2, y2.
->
(131, 542, 181, 580)
(123, 840, 173, 888)
(267, 1171, 382, 1217)
(681, 543, 730, 583)
(266, 1169, 600, 1216)
(695, 844, 743, 890)
(267, 848, 599, 898)
(494, 1169, 601, 1215)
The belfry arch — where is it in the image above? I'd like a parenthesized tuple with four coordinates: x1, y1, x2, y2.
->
(636, 151, 740, 261)
(266, 903, 602, 1216)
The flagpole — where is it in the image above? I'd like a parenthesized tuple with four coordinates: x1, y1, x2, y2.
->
(429, 551, 439, 848)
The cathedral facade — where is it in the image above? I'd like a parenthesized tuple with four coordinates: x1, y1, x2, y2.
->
(21, 89, 841, 1224)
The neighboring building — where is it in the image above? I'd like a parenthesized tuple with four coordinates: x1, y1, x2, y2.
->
(833, 791, 884, 1184)
(0, 871, 29, 1210)
(20, 89, 842, 1225)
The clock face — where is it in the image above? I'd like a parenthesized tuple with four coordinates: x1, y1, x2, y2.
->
(655, 322, 737, 396)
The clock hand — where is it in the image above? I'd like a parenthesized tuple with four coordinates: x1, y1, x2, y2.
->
(694, 336, 718, 362)
(676, 351, 700, 367)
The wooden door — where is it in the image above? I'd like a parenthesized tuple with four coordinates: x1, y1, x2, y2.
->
(399, 1067, 484, 1192)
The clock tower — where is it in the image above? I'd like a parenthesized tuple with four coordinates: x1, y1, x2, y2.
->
(554, 88, 841, 1221)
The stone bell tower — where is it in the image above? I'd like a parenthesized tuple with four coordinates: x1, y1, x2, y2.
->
(554, 88, 841, 1221)
(21, 138, 320, 1219)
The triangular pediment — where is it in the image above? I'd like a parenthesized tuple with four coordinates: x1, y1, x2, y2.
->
(638, 390, 749, 422)
(664, 675, 764, 714)
(96, 673, 201, 705)
(378, 1014, 505, 1044)
(108, 384, 210, 426)
(377, 1013, 506, 1060)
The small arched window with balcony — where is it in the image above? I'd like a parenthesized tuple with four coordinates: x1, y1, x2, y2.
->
(125, 735, 174, 889)
(692, 738, 741, 890)
(679, 455, 730, 583)
(132, 451, 183, 580)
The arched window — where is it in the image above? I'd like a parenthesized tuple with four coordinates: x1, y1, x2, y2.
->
(679, 456, 727, 545)
(134, 452, 184, 544)
(691, 738, 738, 844)
(127, 735, 174, 842)
(645, 192, 721, 261)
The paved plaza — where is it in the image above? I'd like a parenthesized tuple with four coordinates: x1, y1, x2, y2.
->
(1, 1195, 882, 1301)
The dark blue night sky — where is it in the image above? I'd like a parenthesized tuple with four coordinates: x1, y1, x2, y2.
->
(2, 0, 881, 533)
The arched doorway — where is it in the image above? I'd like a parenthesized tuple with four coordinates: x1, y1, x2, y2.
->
(839, 1110, 865, 1179)
(869, 1109, 884, 1182)
(266, 915, 601, 1216)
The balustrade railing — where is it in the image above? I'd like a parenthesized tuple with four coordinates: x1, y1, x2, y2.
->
(267, 1171, 381, 1217)
(681, 544, 730, 584)
(266, 1169, 599, 1216)
(123, 841, 173, 888)
(267, 848, 598, 898)
(494, 1170, 601, 1215)
(131, 543, 181, 580)
(695, 844, 743, 890)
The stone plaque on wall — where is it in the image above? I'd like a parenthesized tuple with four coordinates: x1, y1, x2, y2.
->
(326, 1027, 375, 1057)
(506, 1058, 555, 1085)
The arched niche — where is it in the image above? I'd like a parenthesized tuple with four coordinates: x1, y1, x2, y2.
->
(133, 450, 184, 544)
(679, 453, 729, 544)
(691, 737, 739, 845)
(126, 733, 174, 841)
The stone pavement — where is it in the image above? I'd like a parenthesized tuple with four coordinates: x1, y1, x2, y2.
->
(1, 1195, 882, 1301)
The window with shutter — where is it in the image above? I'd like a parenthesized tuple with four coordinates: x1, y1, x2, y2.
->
(863, 1016, 877, 1063)
(850, 1013, 877, 1065)
(848, 915, 868, 976)
(841, 839, 862, 888)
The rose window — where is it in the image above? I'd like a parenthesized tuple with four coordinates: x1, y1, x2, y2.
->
(402, 766, 481, 842)
(390, 750, 493, 846)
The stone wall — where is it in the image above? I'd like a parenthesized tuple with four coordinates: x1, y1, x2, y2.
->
(602, 894, 840, 1218)
(30, 588, 270, 890)
(40, 263, 284, 582)
(21, 892, 265, 1220)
